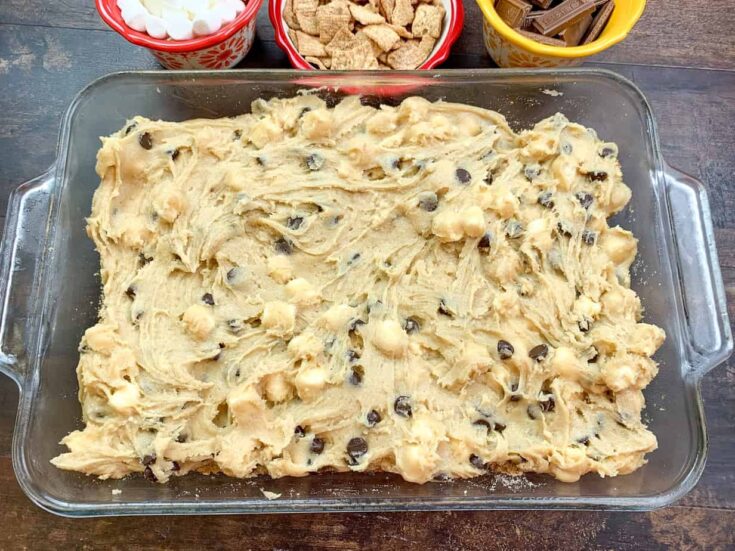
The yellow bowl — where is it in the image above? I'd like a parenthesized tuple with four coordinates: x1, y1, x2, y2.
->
(476, 0, 646, 68)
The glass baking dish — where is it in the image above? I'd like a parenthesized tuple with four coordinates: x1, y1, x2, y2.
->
(0, 69, 730, 516)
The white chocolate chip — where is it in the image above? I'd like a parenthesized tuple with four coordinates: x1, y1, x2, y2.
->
(261, 301, 296, 337)
(287, 333, 323, 360)
(267, 255, 293, 284)
(372, 319, 408, 358)
(285, 278, 320, 305)
(263, 373, 292, 403)
(462, 206, 485, 238)
(109, 382, 140, 414)
(294, 367, 327, 400)
(182, 304, 215, 340)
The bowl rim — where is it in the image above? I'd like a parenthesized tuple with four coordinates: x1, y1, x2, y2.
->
(268, 0, 465, 70)
(475, 0, 646, 59)
(95, 0, 264, 52)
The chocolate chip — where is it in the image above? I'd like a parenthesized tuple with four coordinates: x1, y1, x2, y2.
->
(227, 319, 243, 333)
(455, 168, 472, 184)
(539, 396, 555, 412)
(505, 220, 524, 239)
(394, 395, 412, 418)
(418, 192, 438, 212)
(403, 317, 420, 334)
(202, 293, 215, 306)
(348, 318, 366, 333)
(360, 95, 382, 108)
(347, 252, 361, 265)
(176, 434, 187, 443)
(366, 409, 382, 426)
(143, 466, 157, 482)
(560, 142, 573, 155)
(497, 340, 514, 360)
(588, 347, 599, 363)
(557, 222, 573, 237)
(538, 191, 554, 209)
(494, 422, 506, 433)
(599, 146, 616, 158)
(509, 393, 522, 402)
(346, 437, 368, 463)
(306, 153, 325, 171)
(469, 454, 485, 469)
(473, 419, 492, 431)
(233, 129, 242, 140)
(142, 453, 156, 466)
(587, 171, 608, 182)
(349, 365, 364, 386)
(126, 286, 136, 299)
(256, 156, 266, 166)
(138, 132, 153, 150)
(346, 349, 361, 362)
(226, 268, 239, 282)
(310, 437, 325, 455)
(287, 216, 304, 230)
(477, 232, 493, 249)
(298, 107, 312, 118)
(438, 298, 454, 317)
(274, 237, 293, 255)
(139, 253, 153, 266)
(524, 166, 541, 180)
(484, 172, 494, 186)
(578, 318, 592, 332)
(581, 230, 597, 245)
(575, 192, 594, 209)
(294, 425, 306, 438)
(124, 122, 137, 136)
(529, 344, 549, 362)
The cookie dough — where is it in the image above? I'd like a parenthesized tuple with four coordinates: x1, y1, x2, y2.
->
(51, 93, 665, 484)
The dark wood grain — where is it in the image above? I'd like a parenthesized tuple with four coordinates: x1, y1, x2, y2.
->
(0, 1, 734, 549)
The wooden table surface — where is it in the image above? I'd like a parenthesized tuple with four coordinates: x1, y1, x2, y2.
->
(1, 1, 734, 549)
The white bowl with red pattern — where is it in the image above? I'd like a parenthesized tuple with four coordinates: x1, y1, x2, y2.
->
(96, 0, 264, 69)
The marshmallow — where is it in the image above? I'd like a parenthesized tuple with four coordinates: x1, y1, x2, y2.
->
(193, 10, 222, 37)
(166, 12, 194, 40)
(215, 1, 237, 24)
(121, 0, 148, 32)
(122, 0, 235, 40)
(144, 14, 168, 39)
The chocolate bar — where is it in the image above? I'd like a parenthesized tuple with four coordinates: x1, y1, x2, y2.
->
(529, 0, 554, 8)
(517, 29, 567, 47)
(496, 0, 533, 28)
(532, 0, 596, 36)
(561, 13, 592, 45)
(582, 0, 615, 44)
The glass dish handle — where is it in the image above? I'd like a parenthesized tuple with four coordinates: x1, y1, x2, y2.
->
(664, 163, 733, 378)
(0, 167, 55, 388)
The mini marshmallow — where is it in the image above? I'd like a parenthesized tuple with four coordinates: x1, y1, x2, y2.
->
(227, 0, 246, 14)
(214, 1, 237, 24)
(166, 12, 194, 40)
(121, 0, 148, 32)
(193, 10, 223, 36)
(144, 14, 168, 39)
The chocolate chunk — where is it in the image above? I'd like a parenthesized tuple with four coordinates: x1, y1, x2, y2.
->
(418, 192, 439, 212)
(138, 132, 153, 150)
(438, 298, 454, 317)
(557, 221, 573, 237)
(581, 230, 597, 245)
(560, 141, 573, 155)
(538, 191, 555, 209)
(403, 317, 420, 334)
(455, 168, 472, 184)
(126, 286, 136, 299)
(581, 0, 615, 45)
(306, 153, 325, 171)
(346, 437, 368, 463)
(497, 340, 514, 360)
(478, 232, 493, 249)
(287, 216, 304, 230)
(506, 220, 524, 239)
(310, 437, 325, 455)
(143, 466, 157, 482)
(349, 365, 364, 386)
(539, 395, 556, 412)
(532, 0, 597, 37)
(394, 395, 412, 418)
(469, 454, 486, 469)
(495, 0, 532, 28)
(587, 170, 608, 182)
(346, 349, 361, 362)
(575, 192, 594, 209)
(202, 293, 215, 306)
(529, 344, 549, 361)
(274, 237, 294, 255)
(366, 409, 382, 426)
(517, 29, 568, 47)
(360, 95, 383, 108)
(142, 453, 156, 466)
(294, 425, 306, 438)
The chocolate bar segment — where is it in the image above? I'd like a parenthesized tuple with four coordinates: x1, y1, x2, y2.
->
(582, 0, 615, 44)
(496, 0, 533, 28)
(517, 29, 567, 47)
(529, 0, 554, 8)
(532, 0, 596, 36)
(561, 12, 592, 45)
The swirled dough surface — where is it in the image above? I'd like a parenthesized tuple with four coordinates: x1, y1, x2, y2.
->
(52, 93, 665, 484)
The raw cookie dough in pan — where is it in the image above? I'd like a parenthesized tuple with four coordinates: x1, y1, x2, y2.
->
(52, 93, 665, 484)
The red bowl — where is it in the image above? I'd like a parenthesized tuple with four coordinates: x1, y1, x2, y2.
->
(96, 0, 264, 69)
(269, 0, 464, 71)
